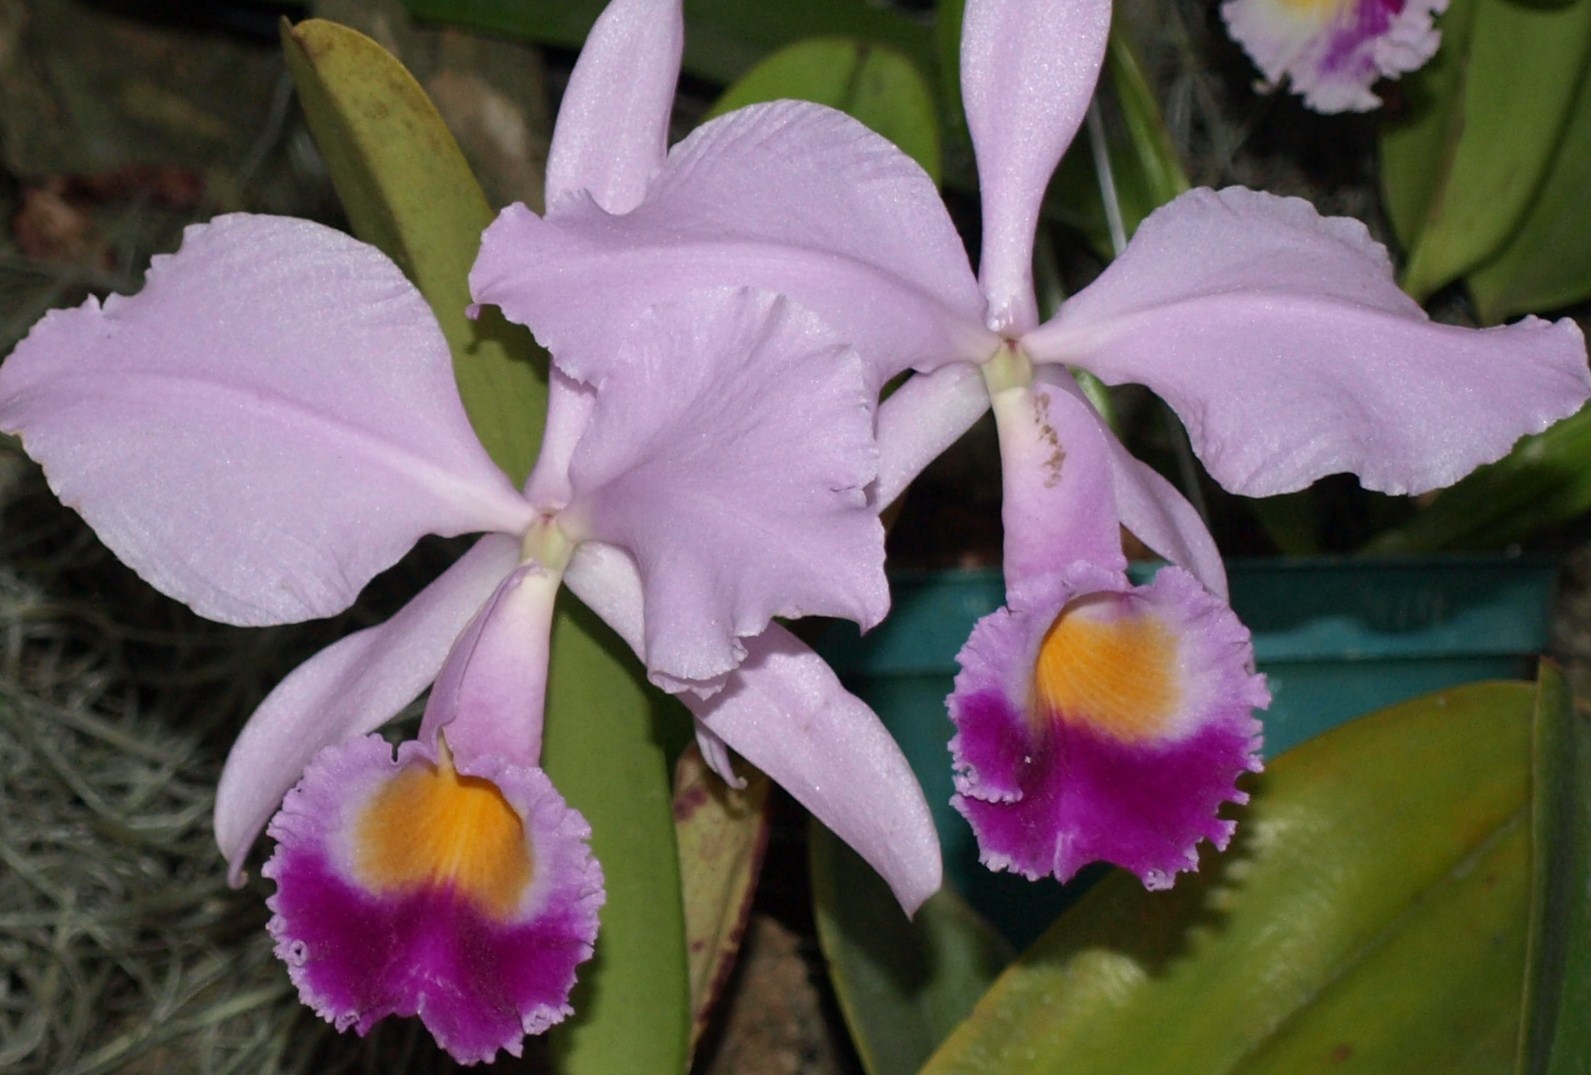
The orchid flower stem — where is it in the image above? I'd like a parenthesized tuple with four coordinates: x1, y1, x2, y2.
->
(1086, 98, 1128, 260)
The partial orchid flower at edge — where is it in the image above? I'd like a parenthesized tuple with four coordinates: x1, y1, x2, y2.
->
(471, 0, 1591, 887)
(0, 214, 940, 1061)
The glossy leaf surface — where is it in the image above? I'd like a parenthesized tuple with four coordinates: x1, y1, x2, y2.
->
(706, 37, 942, 184)
(1521, 663, 1591, 1074)
(1381, 0, 1591, 300)
(812, 821, 1012, 1075)
(283, 18, 547, 485)
(923, 680, 1538, 1074)
(542, 600, 691, 1075)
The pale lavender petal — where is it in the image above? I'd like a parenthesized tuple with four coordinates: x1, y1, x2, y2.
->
(545, 0, 682, 212)
(1099, 429, 1228, 599)
(265, 734, 602, 1064)
(0, 214, 532, 626)
(214, 534, 520, 881)
(561, 539, 645, 657)
(418, 564, 560, 771)
(962, 0, 1110, 333)
(568, 289, 887, 687)
(1222, 0, 1446, 113)
(992, 375, 1124, 602)
(950, 562, 1266, 888)
(473, 101, 992, 390)
(874, 360, 990, 509)
(686, 625, 942, 913)
(1029, 188, 1591, 496)
(521, 368, 595, 512)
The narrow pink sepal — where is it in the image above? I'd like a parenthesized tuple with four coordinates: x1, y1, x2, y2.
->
(962, 0, 1110, 333)
(265, 735, 603, 1065)
(0, 214, 533, 626)
(545, 0, 682, 212)
(1222, 0, 1447, 113)
(687, 625, 943, 914)
(472, 101, 991, 391)
(992, 376, 1124, 601)
(419, 564, 560, 772)
(1098, 425, 1229, 599)
(1033, 188, 1591, 496)
(214, 534, 521, 882)
(569, 289, 887, 688)
(950, 563, 1265, 888)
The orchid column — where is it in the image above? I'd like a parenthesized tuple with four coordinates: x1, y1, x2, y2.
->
(474, 0, 1591, 887)
(0, 213, 940, 1061)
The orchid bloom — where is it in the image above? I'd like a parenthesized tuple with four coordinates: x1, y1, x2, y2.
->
(472, 0, 1591, 888)
(0, 212, 940, 1061)
(1222, 0, 1448, 113)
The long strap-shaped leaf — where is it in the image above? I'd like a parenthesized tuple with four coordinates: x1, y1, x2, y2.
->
(284, 21, 690, 1073)
(923, 677, 1553, 1074)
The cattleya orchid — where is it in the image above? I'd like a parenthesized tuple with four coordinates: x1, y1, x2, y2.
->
(1222, 0, 1448, 113)
(474, 0, 1591, 887)
(0, 213, 940, 1061)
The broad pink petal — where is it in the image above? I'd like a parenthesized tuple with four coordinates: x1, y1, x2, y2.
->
(265, 735, 602, 1063)
(686, 625, 942, 913)
(419, 564, 560, 770)
(568, 289, 887, 687)
(874, 360, 990, 509)
(1222, 0, 1446, 113)
(214, 534, 521, 881)
(992, 375, 1124, 602)
(545, 0, 682, 211)
(473, 101, 991, 390)
(1029, 188, 1591, 496)
(962, 0, 1110, 333)
(950, 562, 1265, 888)
(0, 214, 533, 626)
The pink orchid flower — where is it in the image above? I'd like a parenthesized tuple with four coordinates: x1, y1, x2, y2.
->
(0, 213, 939, 1060)
(473, 0, 1590, 889)
(1223, 0, 1448, 113)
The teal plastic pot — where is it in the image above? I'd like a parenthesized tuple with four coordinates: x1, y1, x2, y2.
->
(813, 555, 1557, 943)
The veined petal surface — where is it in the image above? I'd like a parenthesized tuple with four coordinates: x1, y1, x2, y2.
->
(266, 734, 602, 1064)
(215, 534, 521, 880)
(950, 563, 1265, 888)
(545, 0, 681, 212)
(0, 215, 533, 625)
(474, 101, 990, 390)
(569, 289, 888, 687)
(873, 360, 990, 509)
(1031, 188, 1591, 496)
(963, 0, 1110, 333)
(687, 625, 942, 913)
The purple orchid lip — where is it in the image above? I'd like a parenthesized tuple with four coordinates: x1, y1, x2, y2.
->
(950, 564, 1267, 888)
(264, 733, 604, 1066)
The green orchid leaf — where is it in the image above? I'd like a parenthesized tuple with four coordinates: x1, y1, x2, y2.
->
(673, 744, 771, 1055)
(542, 599, 692, 1075)
(1365, 407, 1591, 553)
(811, 821, 1013, 1075)
(282, 18, 546, 485)
(1520, 662, 1591, 1074)
(923, 679, 1539, 1074)
(402, 0, 935, 89)
(705, 37, 941, 183)
(1468, 60, 1591, 323)
(1381, 0, 1591, 301)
